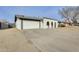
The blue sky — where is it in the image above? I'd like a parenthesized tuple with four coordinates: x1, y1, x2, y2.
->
(0, 6, 64, 23)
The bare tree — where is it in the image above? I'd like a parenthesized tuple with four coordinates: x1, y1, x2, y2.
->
(59, 6, 79, 25)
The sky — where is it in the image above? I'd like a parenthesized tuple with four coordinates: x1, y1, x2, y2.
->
(0, 6, 64, 23)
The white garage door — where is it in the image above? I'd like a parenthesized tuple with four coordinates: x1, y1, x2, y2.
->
(23, 20, 40, 29)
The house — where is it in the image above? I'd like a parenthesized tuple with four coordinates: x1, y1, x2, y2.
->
(0, 20, 9, 29)
(15, 15, 58, 30)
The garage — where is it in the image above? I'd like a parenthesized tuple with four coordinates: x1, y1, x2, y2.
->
(15, 15, 42, 30)
(15, 15, 58, 30)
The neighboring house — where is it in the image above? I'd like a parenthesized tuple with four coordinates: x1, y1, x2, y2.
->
(0, 20, 9, 29)
(15, 15, 58, 30)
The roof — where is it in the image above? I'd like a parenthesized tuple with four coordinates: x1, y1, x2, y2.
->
(15, 15, 43, 22)
(15, 15, 58, 22)
(43, 17, 58, 21)
(0, 19, 8, 23)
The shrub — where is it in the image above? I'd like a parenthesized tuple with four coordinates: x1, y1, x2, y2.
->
(58, 24, 66, 27)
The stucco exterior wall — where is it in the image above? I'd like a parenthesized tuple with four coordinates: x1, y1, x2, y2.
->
(15, 18, 21, 30)
(54, 21, 58, 28)
(43, 18, 58, 29)
(15, 18, 58, 30)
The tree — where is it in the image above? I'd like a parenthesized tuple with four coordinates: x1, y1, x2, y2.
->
(59, 6, 79, 25)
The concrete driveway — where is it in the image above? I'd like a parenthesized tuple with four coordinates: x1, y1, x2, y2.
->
(0, 28, 38, 52)
(0, 26, 79, 52)
(23, 26, 79, 52)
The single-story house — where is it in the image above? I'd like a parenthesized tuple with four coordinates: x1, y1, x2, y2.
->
(15, 15, 58, 30)
(0, 20, 9, 29)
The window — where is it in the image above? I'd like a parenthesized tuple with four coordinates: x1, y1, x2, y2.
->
(51, 22, 53, 27)
(47, 21, 49, 27)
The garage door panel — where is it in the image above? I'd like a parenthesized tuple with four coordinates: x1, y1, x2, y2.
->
(23, 20, 40, 29)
